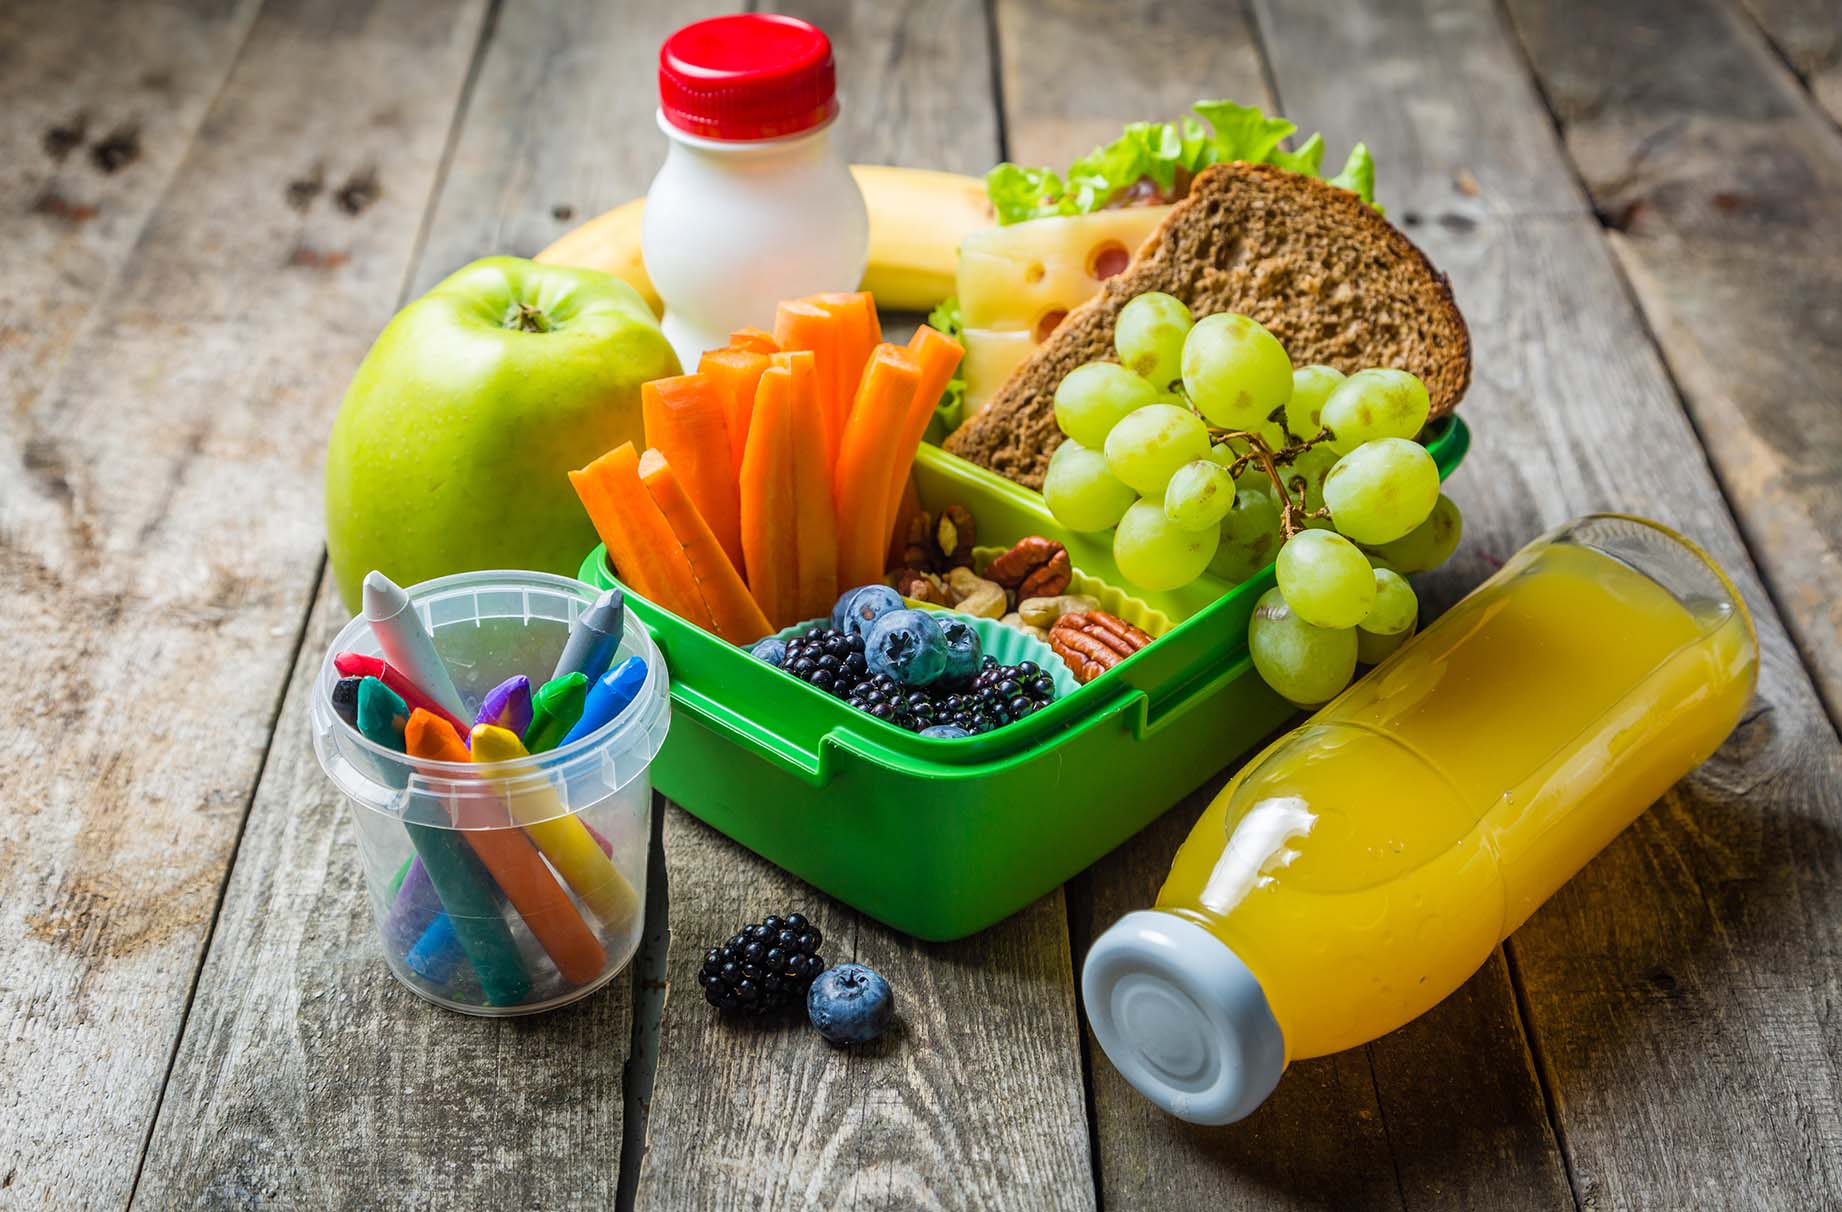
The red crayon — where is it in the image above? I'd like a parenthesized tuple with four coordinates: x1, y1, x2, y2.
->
(334, 652, 471, 741)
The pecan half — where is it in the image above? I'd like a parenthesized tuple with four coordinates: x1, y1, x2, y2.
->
(985, 536, 1071, 601)
(1047, 610, 1153, 683)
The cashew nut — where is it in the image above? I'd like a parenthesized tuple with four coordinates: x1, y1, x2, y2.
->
(1018, 593, 1100, 629)
(946, 566, 1007, 619)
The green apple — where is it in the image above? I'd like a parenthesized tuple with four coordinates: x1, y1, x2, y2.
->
(325, 256, 677, 609)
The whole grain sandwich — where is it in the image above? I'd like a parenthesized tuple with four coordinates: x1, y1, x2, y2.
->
(942, 117, 1469, 490)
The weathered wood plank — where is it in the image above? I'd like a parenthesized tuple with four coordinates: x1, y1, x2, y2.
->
(1259, 0, 1842, 1203)
(637, 809, 1094, 1212)
(633, 4, 1092, 1209)
(1506, 0, 1842, 729)
(0, 0, 489, 1205)
(133, 0, 733, 1205)
(996, 1, 1572, 1206)
(0, 0, 262, 417)
(1738, 0, 1842, 125)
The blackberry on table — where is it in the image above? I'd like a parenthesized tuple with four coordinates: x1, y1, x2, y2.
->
(698, 911, 826, 1015)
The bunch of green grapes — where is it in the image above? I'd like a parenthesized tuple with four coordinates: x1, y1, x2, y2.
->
(1039, 292, 1466, 706)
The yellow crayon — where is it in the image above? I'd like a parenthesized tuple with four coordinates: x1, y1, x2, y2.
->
(470, 724, 640, 933)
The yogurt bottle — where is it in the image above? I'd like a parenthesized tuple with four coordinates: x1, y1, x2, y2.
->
(645, 14, 870, 369)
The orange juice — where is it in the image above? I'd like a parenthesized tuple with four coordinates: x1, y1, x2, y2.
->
(1084, 516, 1757, 1124)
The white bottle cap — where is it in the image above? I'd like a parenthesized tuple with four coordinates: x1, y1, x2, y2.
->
(1083, 910, 1286, 1125)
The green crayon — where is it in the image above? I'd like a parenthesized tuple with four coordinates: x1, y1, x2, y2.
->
(522, 672, 588, 754)
(356, 678, 530, 1005)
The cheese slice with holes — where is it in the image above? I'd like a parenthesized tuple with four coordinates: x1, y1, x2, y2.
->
(956, 206, 1173, 412)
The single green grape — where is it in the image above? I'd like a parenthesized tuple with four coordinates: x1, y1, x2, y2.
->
(1249, 586, 1358, 705)
(1357, 616, 1415, 664)
(1053, 362, 1161, 447)
(1043, 439, 1138, 532)
(1285, 364, 1346, 441)
(1323, 438, 1440, 545)
(1285, 443, 1340, 515)
(1275, 530, 1376, 629)
(1365, 493, 1463, 572)
(1114, 499, 1220, 590)
(1209, 483, 1283, 582)
(1321, 368, 1431, 451)
(1180, 313, 1293, 430)
(1163, 459, 1236, 531)
(1103, 403, 1212, 496)
(1115, 292, 1193, 391)
(1363, 567, 1418, 634)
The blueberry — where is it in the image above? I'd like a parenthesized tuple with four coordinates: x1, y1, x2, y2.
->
(864, 609, 949, 686)
(833, 584, 906, 639)
(920, 724, 971, 739)
(749, 637, 789, 667)
(936, 616, 983, 682)
(807, 963, 895, 1046)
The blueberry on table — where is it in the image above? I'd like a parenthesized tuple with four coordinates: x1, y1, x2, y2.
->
(864, 609, 948, 686)
(834, 584, 906, 638)
(808, 963, 894, 1045)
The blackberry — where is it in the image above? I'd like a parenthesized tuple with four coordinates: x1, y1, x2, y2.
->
(698, 911, 826, 1015)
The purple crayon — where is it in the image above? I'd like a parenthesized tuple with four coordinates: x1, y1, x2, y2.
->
(475, 675, 533, 736)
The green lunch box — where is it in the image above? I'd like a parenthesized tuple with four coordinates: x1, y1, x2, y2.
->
(580, 418, 1470, 940)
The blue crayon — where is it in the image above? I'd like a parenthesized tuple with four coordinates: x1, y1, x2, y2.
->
(560, 657, 648, 746)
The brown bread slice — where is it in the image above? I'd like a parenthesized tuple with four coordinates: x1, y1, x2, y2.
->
(944, 162, 1471, 489)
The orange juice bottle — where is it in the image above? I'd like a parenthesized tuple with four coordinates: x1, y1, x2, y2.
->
(1084, 515, 1757, 1124)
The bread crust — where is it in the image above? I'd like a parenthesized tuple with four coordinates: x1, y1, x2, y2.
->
(945, 162, 1472, 489)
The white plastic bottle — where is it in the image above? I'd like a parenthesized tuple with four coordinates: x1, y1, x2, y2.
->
(644, 14, 870, 369)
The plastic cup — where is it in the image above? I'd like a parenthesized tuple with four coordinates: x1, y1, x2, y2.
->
(311, 570, 670, 1016)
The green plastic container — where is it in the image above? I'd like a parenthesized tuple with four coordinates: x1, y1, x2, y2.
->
(580, 418, 1470, 939)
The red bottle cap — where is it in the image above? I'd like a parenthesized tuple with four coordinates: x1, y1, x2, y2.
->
(659, 14, 838, 142)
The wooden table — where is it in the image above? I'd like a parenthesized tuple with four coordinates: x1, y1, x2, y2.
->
(6, 0, 1841, 1207)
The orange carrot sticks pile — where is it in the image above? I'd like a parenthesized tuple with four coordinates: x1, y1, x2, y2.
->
(570, 292, 961, 645)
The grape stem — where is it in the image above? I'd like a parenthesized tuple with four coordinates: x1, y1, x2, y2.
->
(1211, 426, 1336, 540)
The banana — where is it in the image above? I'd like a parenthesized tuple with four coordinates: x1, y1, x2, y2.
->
(534, 164, 992, 314)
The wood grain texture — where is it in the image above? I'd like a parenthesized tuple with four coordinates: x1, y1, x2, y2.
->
(0, 0, 262, 417)
(408, 0, 734, 298)
(1739, 0, 1842, 124)
(1257, 0, 1842, 1202)
(0, 0, 489, 1205)
(1506, 0, 1842, 728)
(633, 8, 1092, 1208)
(1001, 1, 1569, 1206)
(636, 808, 1095, 1212)
(133, 581, 635, 1210)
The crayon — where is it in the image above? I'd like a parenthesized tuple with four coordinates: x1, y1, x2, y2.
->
(362, 570, 469, 723)
(471, 725, 641, 933)
(523, 672, 588, 754)
(559, 656, 648, 747)
(408, 710, 607, 984)
(475, 675, 534, 737)
(333, 652, 470, 741)
(330, 676, 364, 728)
(355, 678, 451, 956)
(365, 693, 528, 1005)
(551, 586, 625, 685)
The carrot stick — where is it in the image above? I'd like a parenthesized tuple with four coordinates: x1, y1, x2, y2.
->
(641, 374, 743, 573)
(569, 463, 657, 601)
(697, 348, 772, 478)
(770, 350, 839, 622)
(772, 301, 842, 468)
(835, 345, 923, 591)
(811, 292, 880, 431)
(569, 443, 717, 631)
(640, 449, 774, 644)
(728, 327, 779, 355)
(740, 367, 799, 628)
(882, 324, 965, 550)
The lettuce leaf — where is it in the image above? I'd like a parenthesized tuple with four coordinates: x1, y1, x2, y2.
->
(985, 99, 1377, 225)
